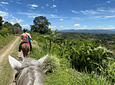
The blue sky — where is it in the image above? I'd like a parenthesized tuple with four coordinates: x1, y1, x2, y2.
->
(1, 0, 115, 30)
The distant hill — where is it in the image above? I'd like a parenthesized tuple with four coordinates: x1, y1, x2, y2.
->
(56, 29, 115, 34)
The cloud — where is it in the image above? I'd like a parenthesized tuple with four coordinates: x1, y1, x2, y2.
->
(17, 12, 42, 18)
(61, 26, 63, 27)
(49, 25, 56, 29)
(71, 17, 83, 20)
(9, 14, 23, 24)
(107, 1, 111, 3)
(21, 24, 30, 30)
(60, 19, 63, 21)
(52, 5, 56, 8)
(27, 4, 38, 9)
(71, 10, 78, 13)
(41, 6, 44, 9)
(18, 12, 67, 19)
(80, 10, 99, 15)
(0, 11, 9, 17)
(74, 24, 80, 27)
(95, 0, 111, 6)
(51, 14, 56, 17)
(16, 2, 23, 4)
(46, 4, 49, 6)
(10, 18, 23, 24)
(1, 2, 9, 4)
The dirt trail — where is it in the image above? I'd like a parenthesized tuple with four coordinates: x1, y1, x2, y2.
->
(0, 37, 20, 63)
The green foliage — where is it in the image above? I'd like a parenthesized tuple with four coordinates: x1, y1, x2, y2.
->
(3, 22, 14, 34)
(31, 40, 41, 51)
(31, 16, 51, 34)
(0, 16, 4, 29)
(30, 32, 114, 85)
(71, 41, 113, 73)
(43, 55, 60, 73)
(0, 27, 9, 36)
(13, 23, 22, 30)
(0, 34, 14, 49)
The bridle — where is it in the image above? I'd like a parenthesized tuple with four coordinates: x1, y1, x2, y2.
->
(13, 68, 24, 85)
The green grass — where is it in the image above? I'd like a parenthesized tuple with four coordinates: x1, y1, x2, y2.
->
(0, 34, 14, 49)
(0, 36, 20, 85)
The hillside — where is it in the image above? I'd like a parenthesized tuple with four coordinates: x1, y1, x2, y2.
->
(57, 29, 115, 34)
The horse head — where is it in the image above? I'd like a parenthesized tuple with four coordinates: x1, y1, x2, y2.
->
(9, 54, 48, 85)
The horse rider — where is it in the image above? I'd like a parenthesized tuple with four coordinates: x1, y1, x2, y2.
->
(18, 29, 33, 52)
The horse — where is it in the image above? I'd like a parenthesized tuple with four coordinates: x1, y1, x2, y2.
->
(9, 54, 48, 85)
(21, 43, 30, 57)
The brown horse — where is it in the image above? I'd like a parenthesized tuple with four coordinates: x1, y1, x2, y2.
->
(21, 43, 30, 57)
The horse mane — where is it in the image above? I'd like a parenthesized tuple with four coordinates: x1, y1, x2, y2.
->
(17, 58, 44, 85)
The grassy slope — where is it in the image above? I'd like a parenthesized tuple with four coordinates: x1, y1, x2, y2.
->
(0, 36, 20, 85)
(30, 39, 112, 85)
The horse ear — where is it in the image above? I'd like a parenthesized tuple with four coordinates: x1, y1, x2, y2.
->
(9, 55, 22, 70)
(38, 54, 48, 66)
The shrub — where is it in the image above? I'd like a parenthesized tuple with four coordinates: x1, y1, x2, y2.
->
(31, 40, 41, 51)
(43, 55, 60, 73)
(71, 41, 113, 73)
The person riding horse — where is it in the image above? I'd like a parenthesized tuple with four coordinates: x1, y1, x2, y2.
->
(18, 29, 32, 55)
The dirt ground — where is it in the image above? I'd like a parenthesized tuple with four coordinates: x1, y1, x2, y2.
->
(0, 37, 20, 63)
(0, 36, 20, 85)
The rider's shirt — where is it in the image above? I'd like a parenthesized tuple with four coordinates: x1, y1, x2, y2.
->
(21, 33, 29, 43)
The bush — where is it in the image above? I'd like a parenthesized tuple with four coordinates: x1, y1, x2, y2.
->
(31, 40, 41, 51)
(43, 55, 60, 73)
(71, 41, 113, 73)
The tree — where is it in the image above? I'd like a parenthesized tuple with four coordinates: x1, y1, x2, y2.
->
(31, 16, 51, 34)
(0, 16, 4, 29)
(3, 21, 14, 33)
(13, 23, 22, 31)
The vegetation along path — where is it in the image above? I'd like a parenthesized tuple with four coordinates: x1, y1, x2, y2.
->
(0, 36, 20, 85)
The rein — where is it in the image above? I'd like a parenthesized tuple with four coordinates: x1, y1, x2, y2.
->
(13, 68, 24, 85)
(13, 71, 21, 85)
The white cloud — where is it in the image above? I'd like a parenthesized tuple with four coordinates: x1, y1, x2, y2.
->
(41, 6, 44, 9)
(80, 10, 99, 15)
(0, 11, 9, 17)
(1, 2, 9, 4)
(46, 4, 49, 6)
(61, 26, 63, 27)
(60, 19, 63, 21)
(16, 2, 22, 4)
(106, 1, 110, 3)
(21, 24, 30, 30)
(51, 14, 56, 17)
(71, 17, 83, 20)
(49, 25, 56, 29)
(27, 4, 38, 9)
(52, 5, 56, 8)
(71, 10, 78, 13)
(74, 24, 80, 27)
(10, 18, 23, 24)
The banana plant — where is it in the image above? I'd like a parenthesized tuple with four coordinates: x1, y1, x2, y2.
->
(40, 28, 63, 52)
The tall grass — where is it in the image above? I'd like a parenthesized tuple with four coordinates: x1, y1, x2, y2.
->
(0, 34, 14, 49)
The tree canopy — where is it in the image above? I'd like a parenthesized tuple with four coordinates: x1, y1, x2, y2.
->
(0, 16, 4, 29)
(31, 16, 51, 34)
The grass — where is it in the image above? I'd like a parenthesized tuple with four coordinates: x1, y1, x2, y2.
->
(0, 36, 20, 85)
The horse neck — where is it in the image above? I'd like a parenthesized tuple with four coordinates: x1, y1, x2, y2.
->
(17, 59, 44, 85)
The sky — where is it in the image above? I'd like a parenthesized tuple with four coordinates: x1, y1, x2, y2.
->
(1, 0, 115, 30)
